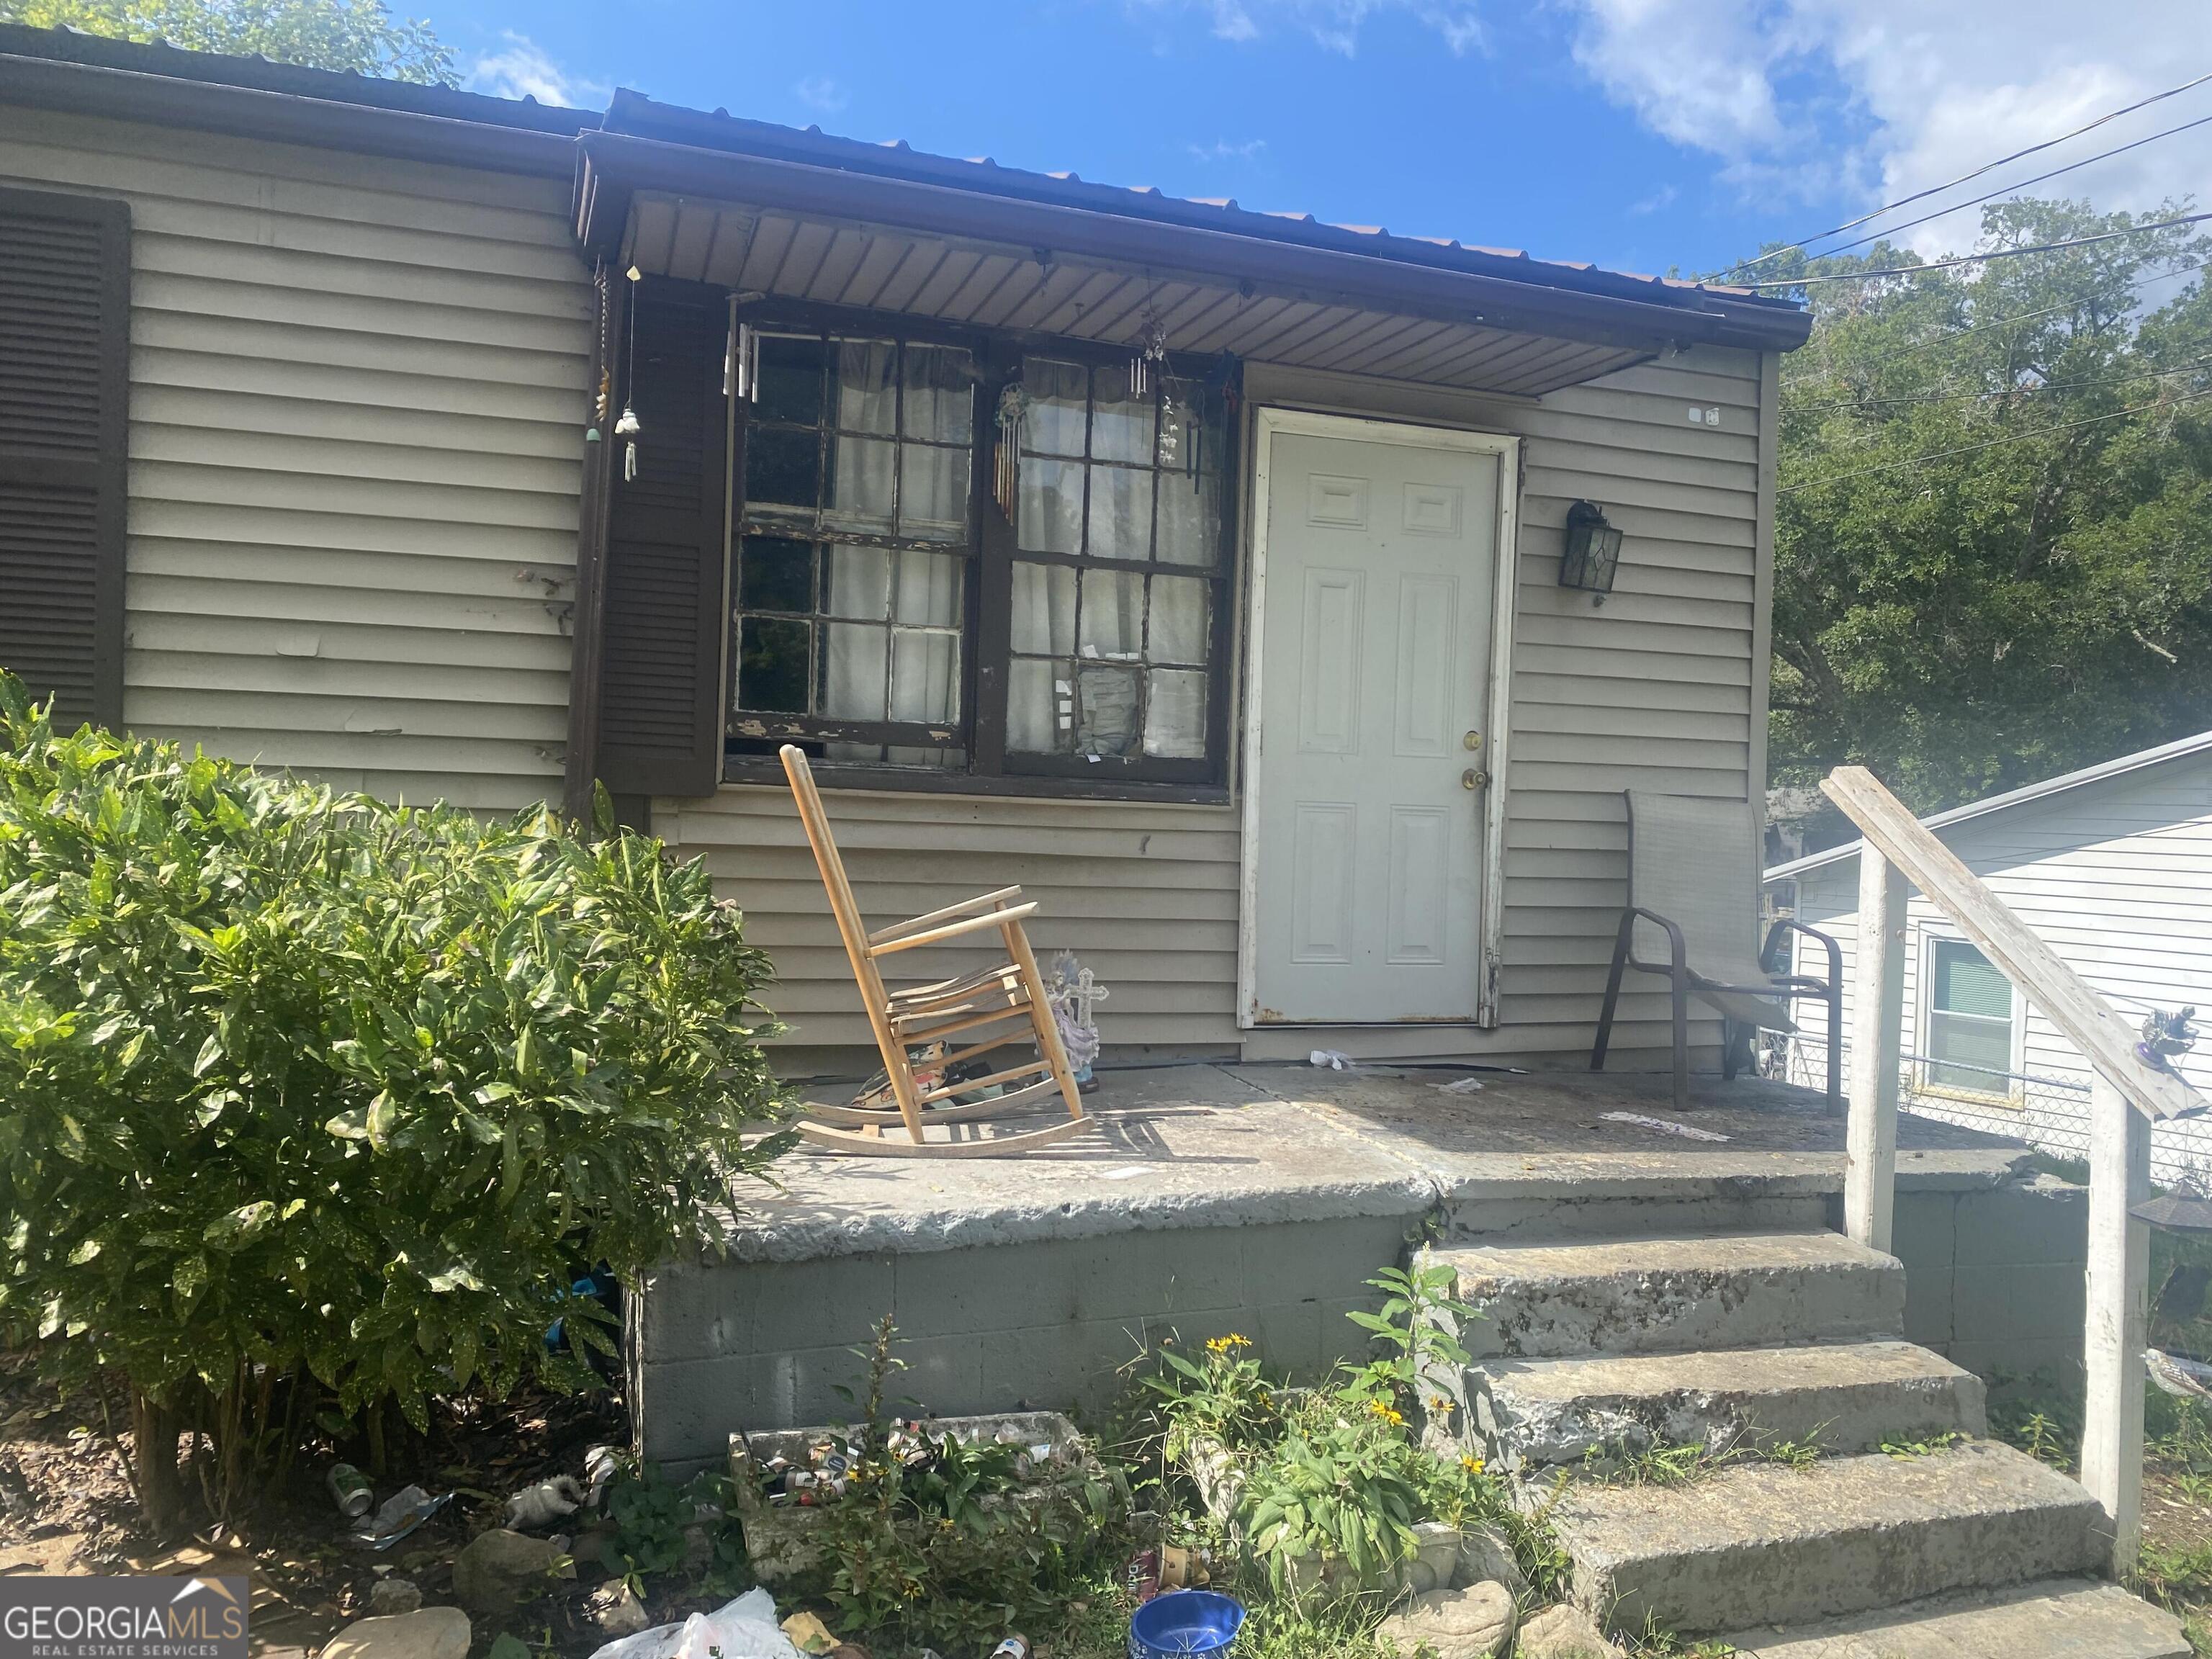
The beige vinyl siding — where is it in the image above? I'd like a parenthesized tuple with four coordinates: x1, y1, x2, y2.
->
(1785, 753, 2212, 1176)
(663, 343, 1770, 1063)
(0, 105, 592, 810)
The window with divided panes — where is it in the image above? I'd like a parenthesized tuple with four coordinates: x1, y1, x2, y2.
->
(728, 314, 1232, 792)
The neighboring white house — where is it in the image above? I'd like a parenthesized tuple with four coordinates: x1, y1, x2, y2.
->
(1765, 732, 2212, 1180)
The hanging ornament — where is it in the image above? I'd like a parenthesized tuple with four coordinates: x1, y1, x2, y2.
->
(1156, 385, 1181, 470)
(992, 382, 1032, 521)
(733, 320, 760, 403)
(617, 266, 643, 484)
(1130, 310, 1169, 402)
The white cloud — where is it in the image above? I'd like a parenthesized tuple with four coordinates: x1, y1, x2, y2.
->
(1628, 182, 1678, 217)
(1134, 0, 1483, 58)
(466, 32, 603, 109)
(1188, 138, 1269, 161)
(794, 75, 850, 114)
(1561, 0, 2212, 247)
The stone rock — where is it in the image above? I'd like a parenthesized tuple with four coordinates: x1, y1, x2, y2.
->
(320, 1607, 471, 1659)
(585, 1581, 650, 1637)
(1406, 1523, 1465, 1595)
(364, 1578, 423, 1617)
(1450, 1525, 1529, 1598)
(1512, 1604, 1624, 1659)
(450, 1529, 568, 1613)
(1376, 1582, 1515, 1659)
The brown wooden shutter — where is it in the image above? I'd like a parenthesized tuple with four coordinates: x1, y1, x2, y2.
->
(0, 186, 128, 732)
(594, 279, 729, 799)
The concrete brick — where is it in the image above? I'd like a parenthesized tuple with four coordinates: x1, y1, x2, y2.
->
(1250, 1298, 1326, 1377)
(1889, 1192, 1957, 1279)
(892, 1242, 1075, 1336)
(977, 1318, 1153, 1416)
(1069, 1228, 1246, 1323)
(1902, 1268, 1955, 1351)
(1951, 1264, 2086, 1346)
(634, 1354, 755, 1466)
(755, 1254, 898, 1351)
(636, 1264, 762, 1364)
(1241, 1217, 1411, 1306)
(1954, 1184, 2085, 1269)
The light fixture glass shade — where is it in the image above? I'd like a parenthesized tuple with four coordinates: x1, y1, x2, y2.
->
(1560, 499, 1622, 596)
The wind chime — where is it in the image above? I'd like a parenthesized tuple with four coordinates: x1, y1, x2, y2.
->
(613, 266, 643, 482)
(992, 381, 1032, 521)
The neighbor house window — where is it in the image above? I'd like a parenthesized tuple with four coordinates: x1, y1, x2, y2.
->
(727, 312, 1232, 793)
(1922, 936, 2018, 1099)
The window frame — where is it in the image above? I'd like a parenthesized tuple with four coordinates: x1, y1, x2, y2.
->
(719, 300, 1240, 801)
(1915, 927, 2026, 1106)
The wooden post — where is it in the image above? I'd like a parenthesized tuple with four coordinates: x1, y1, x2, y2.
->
(1845, 853, 1905, 1251)
(2082, 1073, 2151, 1573)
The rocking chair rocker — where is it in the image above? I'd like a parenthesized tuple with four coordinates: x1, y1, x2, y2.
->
(779, 745, 1098, 1157)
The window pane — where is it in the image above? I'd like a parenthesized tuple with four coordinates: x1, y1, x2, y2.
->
(1007, 657, 1061, 754)
(754, 333, 824, 425)
(825, 435, 896, 533)
(1022, 359, 1087, 456)
(831, 338, 897, 434)
(891, 550, 963, 627)
(1148, 574, 1209, 664)
(819, 621, 889, 719)
(1928, 1011, 2013, 1091)
(890, 629, 961, 724)
(738, 616, 809, 712)
(1011, 561, 1076, 656)
(1933, 942, 2011, 1018)
(1155, 464, 1220, 566)
(739, 536, 812, 613)
(1145, 668, 1207, 758)
(821, 546, 890, 619)
(1075, 663, 1141, 757)
(1079, 568, 1143, 658)
(1091, 359, 1155, 463)
(745, 426, 821, 512)
(1018, 455, 1084, 553)
(1087, 464, 1154, 562)
(900, 441, 971, 541)
(903, 345, 974, 444)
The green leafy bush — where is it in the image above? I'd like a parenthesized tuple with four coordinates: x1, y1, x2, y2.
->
(0, 673, 788, 1523)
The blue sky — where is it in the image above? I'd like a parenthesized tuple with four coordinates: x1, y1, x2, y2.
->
(444, 1, 2212, 282)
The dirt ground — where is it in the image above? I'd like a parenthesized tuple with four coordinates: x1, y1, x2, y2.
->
(0, 1350, 715, 1659)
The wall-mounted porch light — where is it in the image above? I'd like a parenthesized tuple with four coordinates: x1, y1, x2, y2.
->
(1560, 500, 1622, 606)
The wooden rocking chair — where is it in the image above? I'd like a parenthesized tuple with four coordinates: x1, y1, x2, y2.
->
(779, 745, 1098, 1157)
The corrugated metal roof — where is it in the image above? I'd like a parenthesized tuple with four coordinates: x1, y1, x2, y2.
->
(1765, 729, 2212, 881)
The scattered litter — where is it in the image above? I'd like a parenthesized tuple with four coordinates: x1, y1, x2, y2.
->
(583, 1443, 622, 1505)
(1597, 1111, 1732, 1143)
(1429, 1076, 1485, 1094)
(780, 1611, 837, 1655)
(506, 1475, 584, 1531)
(988, 1639, 1030, 1659)
(585, 1588, 801, 1659)
(351, 1483, 451, 1550)
(325, 1461, 374, 1517)
(1309, 1049, 1352, 1070)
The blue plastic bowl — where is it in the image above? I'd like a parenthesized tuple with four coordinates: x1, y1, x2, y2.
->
(1128, 1591, 1246, 1659)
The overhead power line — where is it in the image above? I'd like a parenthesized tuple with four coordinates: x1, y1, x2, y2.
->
(1785, 352, 2212, 413)
(1809, 110, 2212, 264)
(1778, 385, 2212, 493)
(1730, 69, 2212, 276)
(1737, 212, 2212, 290)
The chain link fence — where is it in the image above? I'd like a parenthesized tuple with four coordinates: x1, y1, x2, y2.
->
(1766, 1034, 2212, 1188)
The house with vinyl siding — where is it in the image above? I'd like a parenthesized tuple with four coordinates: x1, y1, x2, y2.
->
(1766, 732, 2212, 1181)
(0, 24, 1812, 1073)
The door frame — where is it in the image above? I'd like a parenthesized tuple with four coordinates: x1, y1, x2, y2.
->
(1235, 405, 1522, 1030)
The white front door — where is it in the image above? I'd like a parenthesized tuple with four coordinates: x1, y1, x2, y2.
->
(1242, 411, 1516, 1025)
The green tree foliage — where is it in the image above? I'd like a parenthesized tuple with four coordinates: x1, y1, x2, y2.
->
(0, 0, 454, 84)
(1767, 200, 2212, 811)
(0, 674, 788, 1525)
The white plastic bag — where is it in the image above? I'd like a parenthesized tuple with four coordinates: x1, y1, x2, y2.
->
(586, 1590, 800, 1659)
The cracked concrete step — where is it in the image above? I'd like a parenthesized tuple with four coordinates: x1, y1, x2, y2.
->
(1431, 1230, 1905, 1359)
(1544, 1439, 2108, 1635)
(1720, 1576, 2188, 1658)
(1472, 1339, 1987, 1473)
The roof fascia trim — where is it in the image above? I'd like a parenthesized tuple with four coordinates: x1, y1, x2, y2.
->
(577, 131, 1812, 355)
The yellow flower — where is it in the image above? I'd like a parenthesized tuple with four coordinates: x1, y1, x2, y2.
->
(1428, 1395, 1452, 1415)
(1367, 1401, 1405, 1426)
(1204, 1333, 1253, 1354)
(1460, 1455, 1485, 1475)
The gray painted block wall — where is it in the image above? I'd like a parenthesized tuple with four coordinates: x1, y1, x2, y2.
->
(629, 1177, 2090, 1473)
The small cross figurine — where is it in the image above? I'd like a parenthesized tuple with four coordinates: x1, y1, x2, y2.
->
(1048, 950, 1109, 1092)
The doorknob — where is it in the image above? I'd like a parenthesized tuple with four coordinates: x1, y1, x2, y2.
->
(1462, 768, 1490, 790)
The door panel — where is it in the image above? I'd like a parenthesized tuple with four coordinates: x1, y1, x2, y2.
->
(1251, 425, 1504, 1024)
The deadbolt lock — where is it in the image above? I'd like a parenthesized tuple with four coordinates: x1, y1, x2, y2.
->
(1463, 731, 1483, 750)
(1462, 768, 1490, 790)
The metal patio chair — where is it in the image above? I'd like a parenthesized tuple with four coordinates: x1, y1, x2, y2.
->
(1591, 790, 1842, 1112)
(778, 744, 1097, 1157)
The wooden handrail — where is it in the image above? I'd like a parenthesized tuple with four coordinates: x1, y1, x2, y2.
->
(1820, 763, 2200, 1573)
(1821, 766, 2201, 1122)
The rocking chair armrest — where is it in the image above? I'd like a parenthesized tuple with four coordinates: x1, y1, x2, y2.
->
(868, 902, 1040, 956)
(868, 885, 1026, 946)
(1762, 917, 1842, 985)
